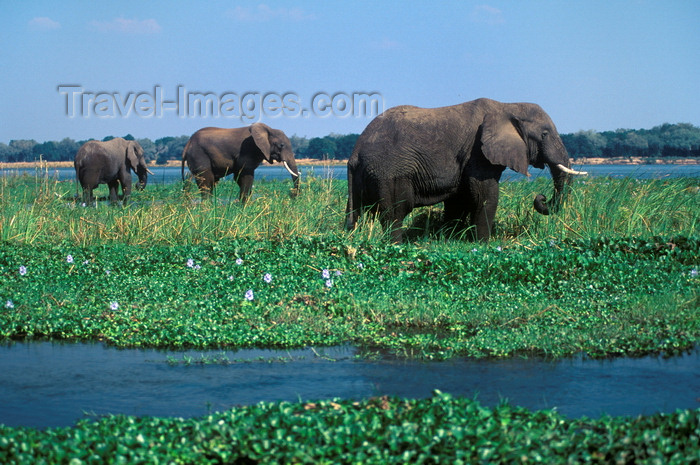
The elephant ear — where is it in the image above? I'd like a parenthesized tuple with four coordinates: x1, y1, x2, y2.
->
(250, 123, 272, 162)
(126, 141, 140, 172)
(480, 112, 530, 176)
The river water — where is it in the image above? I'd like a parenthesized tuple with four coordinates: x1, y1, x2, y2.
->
(1, 163, 699, 185)
(0, 342, 698, 429)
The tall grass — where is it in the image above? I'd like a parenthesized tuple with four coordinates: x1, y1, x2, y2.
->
(0, 172, 697, 246)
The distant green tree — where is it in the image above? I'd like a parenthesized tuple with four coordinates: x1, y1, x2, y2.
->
(57, 138, 80, 161)
(305, 137, 337, 160)
(0, 142, 18, 162)
(335, 134, 359, 159)
(289, 135, 309, 157)
(561, 130, 606, 158)
(137, 138, 156, 163)
(8, 140, 37, 162)
(154, 135, 188, 164)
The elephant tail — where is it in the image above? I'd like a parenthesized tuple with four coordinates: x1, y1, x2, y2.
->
(181, 140, 192, 182)
(345, 157, 358, 230)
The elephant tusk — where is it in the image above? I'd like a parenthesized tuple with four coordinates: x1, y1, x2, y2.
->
(146, 167, 155, 175)
(283, 161, 300, 177)
(556, 164, 588, 176)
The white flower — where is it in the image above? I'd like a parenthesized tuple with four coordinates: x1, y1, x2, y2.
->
(325, 279, 333, 288)
(110, 302, 119, 311)
(18, 266, 27, 276)
(245, 289, 254, 301)
(471, 248, 478, 253)
(228, 275, 234, 281)
(263, 273, 272, 284)
(66, 254, 74, 264)
(691, 268, 698, 278)
(236, 258, 243, 265)
(105, 270, 111, 275)
(357, 263, 364, 270)
(322, 269, 331, 279)
(186, 258, 195, 268)
(496, 246, 502, 252)
(5, 299, 14, 309)
(83, 260, 90, 265)
(335, 270, 342, 277)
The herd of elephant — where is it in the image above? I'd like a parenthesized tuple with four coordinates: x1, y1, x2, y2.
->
(74, 98, 586, 242)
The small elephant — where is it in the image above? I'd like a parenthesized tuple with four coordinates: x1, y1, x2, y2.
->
(74, 138, 153, 206)
(346, 98, 587, 242)
(181, 123, 300, 201)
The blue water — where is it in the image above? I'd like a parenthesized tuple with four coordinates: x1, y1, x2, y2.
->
(0, 342, 698, 429)
(2, 163, 699, 185)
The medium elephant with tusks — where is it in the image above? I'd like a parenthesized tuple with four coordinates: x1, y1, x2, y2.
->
(181, 123, 301, 201)
(345, 98, 587, 242)
(74, 138, 153, 206)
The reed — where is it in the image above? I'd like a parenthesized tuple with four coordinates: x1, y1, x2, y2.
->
(0, 173, 697, 246)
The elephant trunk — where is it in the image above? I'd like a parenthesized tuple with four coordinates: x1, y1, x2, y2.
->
(284, 158, 301, 197)
(533, 164, 572, 215)
(136, 165, 150, 190)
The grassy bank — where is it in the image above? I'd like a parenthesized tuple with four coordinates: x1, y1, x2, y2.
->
(0, 174, 698, 461)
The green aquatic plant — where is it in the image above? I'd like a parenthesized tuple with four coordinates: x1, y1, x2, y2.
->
(0, 392, 697, 463)
(0, 235, 697, 358)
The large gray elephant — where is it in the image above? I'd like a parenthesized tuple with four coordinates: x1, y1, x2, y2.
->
(74, 138, 153, 206)
(345, 98, 587, 242)
(181, 123, 300, 201)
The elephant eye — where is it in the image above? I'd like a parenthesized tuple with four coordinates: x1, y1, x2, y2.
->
(541, 131, 549, 139)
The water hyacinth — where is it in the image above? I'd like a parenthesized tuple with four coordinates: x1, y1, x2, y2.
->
(66, 254, 74, 264)
(18, 265, 27, 276)
(691, 268, 698, 278)
(263, 273, 272, 284)
(110, 302, 119, 311)
(325, 279, 333, 288)
(186, 258, 195, 268)
(5, 299, 14, 309)
(322, 269, 331, 280)
(245, 289, 254, 301)
(236, 258, 243, 265)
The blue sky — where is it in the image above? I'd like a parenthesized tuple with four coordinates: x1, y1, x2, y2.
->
(1, 1, 698, 143)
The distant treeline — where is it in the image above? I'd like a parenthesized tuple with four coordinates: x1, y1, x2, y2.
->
(1, 123, 699, 164)
(561, 123, 700, 159)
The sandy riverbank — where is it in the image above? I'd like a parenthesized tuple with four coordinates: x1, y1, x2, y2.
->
(0, 159, 348, 169)
(573, 157, 699, 165)
(1, 157, 697, 170)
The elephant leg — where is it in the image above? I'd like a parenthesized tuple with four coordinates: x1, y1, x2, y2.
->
(82, 186, 95, 206)
(443, 196, 470, 236)
(378, 183, 413, 243)
(466, 177, 500, 241)
(237, 173, 254, 203)
(121, 180, 132, 206)
(107, 180, 121, 205)
(194, 171, 216, 199)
